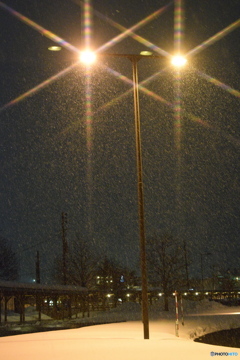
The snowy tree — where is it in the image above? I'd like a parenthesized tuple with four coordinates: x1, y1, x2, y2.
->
(0, 236, 19, 281)
(147, 233, 186, 311)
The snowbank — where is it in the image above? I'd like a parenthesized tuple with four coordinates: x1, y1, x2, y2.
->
(1, 298, 240, 342)
(0, 320, 239, 360)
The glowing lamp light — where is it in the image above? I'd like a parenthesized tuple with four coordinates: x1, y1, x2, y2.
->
(171, 55, 187, 67)
(48, 46, 62, 51)
(140, 51, 153, 56)
(80, 50, 96, 64)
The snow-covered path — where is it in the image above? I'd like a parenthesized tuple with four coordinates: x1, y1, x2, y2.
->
(0, 320, 239, 360)
(1, 299, 240, 359)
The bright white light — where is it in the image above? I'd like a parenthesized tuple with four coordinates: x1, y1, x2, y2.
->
(171, 55, 187, 67)
(80, 50, 96, 64)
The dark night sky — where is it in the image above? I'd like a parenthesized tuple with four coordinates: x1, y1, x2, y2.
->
(0, 0, 239, 283)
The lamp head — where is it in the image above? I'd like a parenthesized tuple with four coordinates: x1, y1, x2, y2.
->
(79, 50, 96, 65)
(48, 46, 62, 51)
(171, 54, 187, 67)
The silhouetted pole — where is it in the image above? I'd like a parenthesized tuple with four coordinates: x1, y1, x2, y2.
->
(183, 240, 189, 289)
(98, 53, 153, 339)
(36, 250, 41, 316)
(62, 212, 68, 285)
(201, 252, 212, 291)
(131, 56, 149, 340)
(36, 250, 40, 284)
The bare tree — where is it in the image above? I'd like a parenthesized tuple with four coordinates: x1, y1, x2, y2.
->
(53, 233, 99, 288)
(0, 236, 19, 281)
(66, 234, 99, 288)
(147, 233, 186, 311)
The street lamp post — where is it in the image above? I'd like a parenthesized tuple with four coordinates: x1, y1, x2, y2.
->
(80, 51, 187, 339)
(131, 55, 149, 340)
(101, 53, 150, 339)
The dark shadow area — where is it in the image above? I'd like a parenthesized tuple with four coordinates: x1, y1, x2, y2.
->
(0, 321, 126, 338)
(213, 299, 240, 307)
(194, 328, 240, 348)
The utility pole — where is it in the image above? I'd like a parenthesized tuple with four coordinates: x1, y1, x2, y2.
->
(62, 212, 68, 285)
(35, 250, 41, 315)
(183, 240, 189, 289)
(200, 252, 212, 291)
(36, 250, 40, 284)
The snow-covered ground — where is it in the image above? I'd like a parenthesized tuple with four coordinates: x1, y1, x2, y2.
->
(1, 298, 240, 360)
